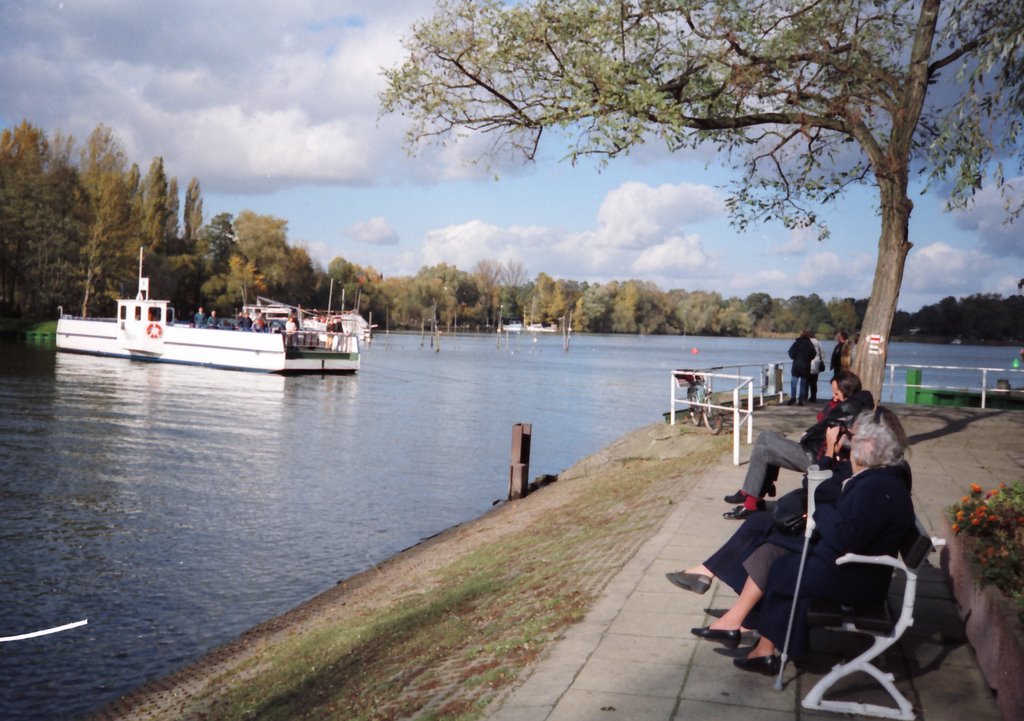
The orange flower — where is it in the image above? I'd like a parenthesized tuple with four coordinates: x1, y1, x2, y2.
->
(970, 483, 983, 493)
(972, 518, 981, 526)
(952, 523, 960, 533)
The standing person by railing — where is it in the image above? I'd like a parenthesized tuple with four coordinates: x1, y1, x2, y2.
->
(786, 330, 817, 406)
(808, 331, 825, 403)
(830, 330, 850, 377)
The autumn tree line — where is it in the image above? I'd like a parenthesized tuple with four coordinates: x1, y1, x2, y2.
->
(2, 121, 1020, 342)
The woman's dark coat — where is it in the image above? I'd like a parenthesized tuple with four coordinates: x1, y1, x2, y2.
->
(755, 464, 915, 658)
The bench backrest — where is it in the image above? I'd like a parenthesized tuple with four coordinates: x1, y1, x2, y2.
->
(899, 518, 935, 570)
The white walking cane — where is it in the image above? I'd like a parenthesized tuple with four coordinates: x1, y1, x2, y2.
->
(774, 465, 832, 691)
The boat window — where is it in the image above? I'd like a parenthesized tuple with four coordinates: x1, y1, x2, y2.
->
(134, 305, 142, 321)
(167, 308, 175, 324)
(148, 306, 161, 322)
(120, 305, 127, 320)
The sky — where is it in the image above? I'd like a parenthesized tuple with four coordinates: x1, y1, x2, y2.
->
(2, 0, 1022, 312)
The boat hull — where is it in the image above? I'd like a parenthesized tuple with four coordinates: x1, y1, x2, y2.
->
(56, 318, 359, 374)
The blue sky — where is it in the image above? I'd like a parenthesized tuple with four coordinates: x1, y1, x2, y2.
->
(2, 0, 1021, 311)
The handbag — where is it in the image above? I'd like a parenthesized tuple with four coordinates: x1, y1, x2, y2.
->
(818, 359, 826, 372)
(773, 488, 807, 534)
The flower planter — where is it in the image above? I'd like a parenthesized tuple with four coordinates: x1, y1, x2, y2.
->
(941, 517, 1024, 721)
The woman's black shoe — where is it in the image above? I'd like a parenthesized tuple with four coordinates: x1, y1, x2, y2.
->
(723, 505, 760, 520)
(733, 654, 780, 675)
(690, 627, 741, 648)
(665, 572, 711, 594)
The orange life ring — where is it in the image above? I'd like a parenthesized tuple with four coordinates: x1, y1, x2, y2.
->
(146, 322, 163, 339)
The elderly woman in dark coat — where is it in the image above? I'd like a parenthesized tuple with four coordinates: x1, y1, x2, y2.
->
(690, 407, 915, 674)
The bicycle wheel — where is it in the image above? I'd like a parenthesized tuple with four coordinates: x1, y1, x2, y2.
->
(687, 387, 702, 426)
(703, 408, 724, 435)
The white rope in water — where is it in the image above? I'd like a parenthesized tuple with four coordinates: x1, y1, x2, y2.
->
(0, 619, 88, 643)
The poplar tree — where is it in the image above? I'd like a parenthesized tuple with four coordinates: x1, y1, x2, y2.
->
(78, 125, 137, 316)
(382, 0, 1024, 397)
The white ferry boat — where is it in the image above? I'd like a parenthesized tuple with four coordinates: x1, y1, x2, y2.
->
(56, 279, 359, 374)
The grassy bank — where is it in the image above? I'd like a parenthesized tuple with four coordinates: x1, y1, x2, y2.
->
(0, 318, 57, 335)
(95, 424, 730, 721)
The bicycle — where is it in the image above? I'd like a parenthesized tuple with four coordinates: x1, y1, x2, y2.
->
(674, 370, 725, 434)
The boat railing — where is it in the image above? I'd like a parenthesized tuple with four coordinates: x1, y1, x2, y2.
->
(284, 330, 358, 353)
(884, 363, 1024, 408)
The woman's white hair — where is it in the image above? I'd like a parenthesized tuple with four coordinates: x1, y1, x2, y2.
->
(850, 407, 908, 468)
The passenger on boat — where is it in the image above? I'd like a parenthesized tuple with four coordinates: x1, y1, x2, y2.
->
(193, 307, 206, 327)
(721, 371, 873, 520)
(252, 312, 266, 332)
(285, 312, 299, 332)
(690, 408, 914, 675)
(206, 310, 220, 328)
(237, 311, 253, 331)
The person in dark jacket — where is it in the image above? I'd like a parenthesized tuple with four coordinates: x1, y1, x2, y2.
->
(721, 371, 873, 520)
(830, 330, 850, 377)
(690, 407, 915, 675)
(787, 330, 817, 406)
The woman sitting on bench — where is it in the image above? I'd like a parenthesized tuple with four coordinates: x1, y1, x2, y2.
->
(690, 407, 916, 675)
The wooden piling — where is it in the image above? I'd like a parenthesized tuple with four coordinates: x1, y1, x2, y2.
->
(508, 423, 532, 499)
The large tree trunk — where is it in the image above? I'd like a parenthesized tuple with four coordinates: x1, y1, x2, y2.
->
(852, 180, 913, 403)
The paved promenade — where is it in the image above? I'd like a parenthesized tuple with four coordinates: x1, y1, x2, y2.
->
(487, 403, 1023, 721)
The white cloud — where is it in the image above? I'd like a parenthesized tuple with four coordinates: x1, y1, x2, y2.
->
(631, 234, 711, 274)
(903, 242, 992, 296)
(772, 227, 814, 255)
(593, 181, 724, 249)
(346, 216, 399, 245)
(951, 178, 1024, 257)
(420, 220, 556, 271)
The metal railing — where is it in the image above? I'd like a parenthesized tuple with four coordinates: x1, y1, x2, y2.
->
(670, 367, 756, 466)
(884, 364, 1024, 409)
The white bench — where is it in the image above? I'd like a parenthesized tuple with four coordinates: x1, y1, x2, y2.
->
(802, 522, 945, 720)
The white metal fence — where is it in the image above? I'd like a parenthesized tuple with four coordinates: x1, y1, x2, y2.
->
(670, 365, 766, 465)
(883, 364, 1024, 409)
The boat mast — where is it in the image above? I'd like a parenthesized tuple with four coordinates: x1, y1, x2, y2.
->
(136, 247, 149, 300)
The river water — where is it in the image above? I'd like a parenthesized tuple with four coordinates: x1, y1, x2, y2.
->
(0, 332, 1018, 720)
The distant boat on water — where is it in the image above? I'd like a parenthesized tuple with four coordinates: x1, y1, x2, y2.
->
(56, 253, 360, 374)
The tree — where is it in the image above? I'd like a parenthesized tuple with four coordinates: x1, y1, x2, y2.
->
(140, 157, 171, 254)
(472, 258, 503, 325)
(77, 125, 138, 316)
(382, 0, 1023, 398)
(500, 258, 528, 315)
(182, 178, 203, 256)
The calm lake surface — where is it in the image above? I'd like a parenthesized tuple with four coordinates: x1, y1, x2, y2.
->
(1, 332, 1018, 720)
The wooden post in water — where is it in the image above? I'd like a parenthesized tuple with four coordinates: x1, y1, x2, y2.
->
(508, 423, 532, 499)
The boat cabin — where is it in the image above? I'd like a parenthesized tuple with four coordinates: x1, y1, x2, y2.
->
(116, 277, 175, 351)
